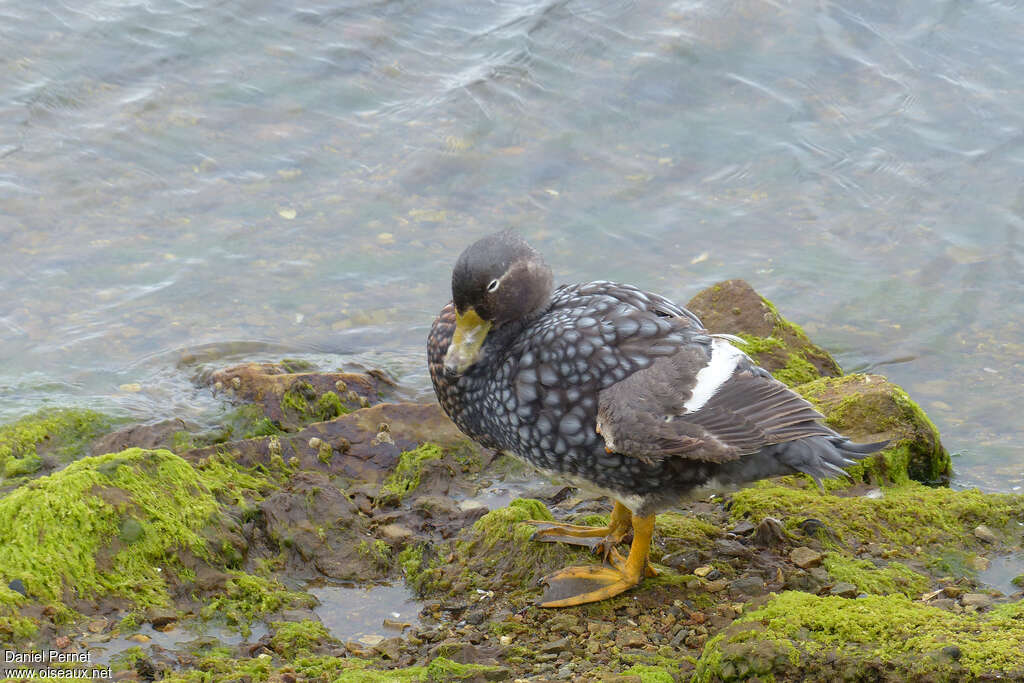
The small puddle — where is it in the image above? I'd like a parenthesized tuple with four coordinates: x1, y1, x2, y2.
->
(978, 554, 1024, 595)
(88, 621, 268, 666)
(310, 582, 421, 644)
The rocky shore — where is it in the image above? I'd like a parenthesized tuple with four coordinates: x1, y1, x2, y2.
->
(1, 281, 1022, 682)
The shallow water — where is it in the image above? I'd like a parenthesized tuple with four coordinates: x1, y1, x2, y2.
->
(310, 582, 422, 643)
(1, 0, 1023, 491)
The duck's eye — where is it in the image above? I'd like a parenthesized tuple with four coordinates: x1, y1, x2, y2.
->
(487, 279, 500, 292)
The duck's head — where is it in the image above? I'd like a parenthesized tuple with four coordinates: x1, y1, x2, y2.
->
(444, 230, 553, 375)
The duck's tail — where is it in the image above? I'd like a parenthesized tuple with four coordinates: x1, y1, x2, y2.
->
(774, 435, 889, 489)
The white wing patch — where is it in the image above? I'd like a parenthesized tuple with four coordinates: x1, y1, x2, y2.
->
(683, 338, 745, 413)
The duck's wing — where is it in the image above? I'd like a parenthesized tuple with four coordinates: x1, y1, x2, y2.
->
(596, 337, 836, 463)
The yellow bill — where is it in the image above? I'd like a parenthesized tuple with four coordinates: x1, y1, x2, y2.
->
(444, 308, 492, 374)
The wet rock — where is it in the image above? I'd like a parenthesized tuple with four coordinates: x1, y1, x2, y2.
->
(790, 547, 824, 569)
(829, 582, 859, 598)
(714, 538, 752, 558)
(192, 565, 230, 592)
(796, 374, 951, 485)
(208, 362, 393, 430)
(91, 419, 197, 456)
(730, 520, 756, 536)
(274, 608, 319, 623)
(752, 517, 787, 547)
(973, 525, 998, 544)
(798, 518, 835, 542)
(687, 279, 842, 384)
(967, 556, 990, 572)
(539, 636, 571, 653)
(7, 578, 26, 596)
(147, 608, 177, 629)
(729, 576, 765, 596)
(960, 593, 994, 609)
(183, 402, 486, 487)
(378, 523, 415, 543)
(662, 549, 701, 572)
(257, 470, 388, 580)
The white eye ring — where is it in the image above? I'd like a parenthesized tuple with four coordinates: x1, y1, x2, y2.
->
(487, 279, 500, 292)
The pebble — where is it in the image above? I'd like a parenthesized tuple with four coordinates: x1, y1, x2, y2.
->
(87, 618, 109, 633)
(790, 546, 824, 569)
(714, 538, 752, 558)
(973, 525, 998, 544)
(967, 556, 990, 572)
(539, 637, 570, 654)
(941, 585, 963, 599)
(829, 582, 859, 598)
(961, 593, 994, 609)
(693, 565, 714, 577)
(730, 520, 756, 535)
(729, 576, 764, 596)
(615, 630, 647, 649)
(704, 578, 729, 593)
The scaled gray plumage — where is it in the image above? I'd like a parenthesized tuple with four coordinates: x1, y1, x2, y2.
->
(428, 230, 885, 607)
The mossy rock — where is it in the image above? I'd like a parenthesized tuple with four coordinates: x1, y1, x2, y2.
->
(687, 279, 842, 386)
(729, 480, 1024, 560)
(400, 499, 592, 605)
(182, 403, 486, 488)
(797, 374, 951, 486)
(0, 448, 241, 630)
(159, 655, 507, 683)
(208, 362, 395, 431)
(200, 572, 317, 636)
(0, 408, 114, 482)
(694, 591, 1024, 682)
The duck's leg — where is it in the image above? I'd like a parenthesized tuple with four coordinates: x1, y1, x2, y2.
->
(537, 512, 655, 608)
(525, 500, 632, 552)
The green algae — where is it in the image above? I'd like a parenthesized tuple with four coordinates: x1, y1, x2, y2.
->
(694, 591, 1024, 681)
(656, 512, 720, 548)
(356, 539, 392, 568)
(316, 391, 346, 420)
(0, 448, 221, 608)
(379, 443, 444, 500)
(200, 571, 316, 635)
(280, 382, 350, 426)
(772, 352, 821, 387)
(158, 655, 505, 683)
(729, 480, 1024, 558)
(270, 619, 335, 658)
(735, 334, 822, 387)
(110, 646, 146, 672)
(193, 452, 277, 506)
(174, 405, 282, 452)
(0, 408, 113, 479)
(401, 499, 591, 603)
(160, 654, 275, 682)
(822, 552, 930, 597)
(0, 584, 36, 640)
(621, 664, 677, 683)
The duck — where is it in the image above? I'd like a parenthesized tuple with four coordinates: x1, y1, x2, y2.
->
(427, 230, 885, 607)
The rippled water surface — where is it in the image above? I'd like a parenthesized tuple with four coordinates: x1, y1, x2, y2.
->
(2, 0, 1023, 491)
